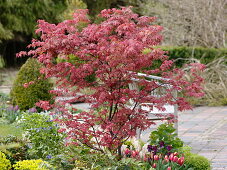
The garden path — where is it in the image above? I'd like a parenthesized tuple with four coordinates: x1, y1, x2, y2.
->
(178, 106, 227, 170)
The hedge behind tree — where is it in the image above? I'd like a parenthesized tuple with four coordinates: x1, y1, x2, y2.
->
(159, 46, 227, 67)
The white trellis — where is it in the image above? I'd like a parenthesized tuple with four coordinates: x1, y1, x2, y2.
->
(129, 72, 178, 138)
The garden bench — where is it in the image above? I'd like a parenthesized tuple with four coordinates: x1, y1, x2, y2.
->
(128, 72, 178, 137)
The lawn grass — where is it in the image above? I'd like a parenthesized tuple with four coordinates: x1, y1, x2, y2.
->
(0, 123, 23, 138)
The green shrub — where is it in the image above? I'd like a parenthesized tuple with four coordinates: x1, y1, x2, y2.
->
(148, 123, 183, 155)
(13, 159, 51, 170)
(184, 151, 211, 170)
(19, 112, 65, 160)
(0, 151, 11, 170)
(159, 46, 227, 67)
(10, 58, 53, 111)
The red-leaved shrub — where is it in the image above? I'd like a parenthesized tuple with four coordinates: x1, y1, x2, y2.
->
(18, 7, 204, 156)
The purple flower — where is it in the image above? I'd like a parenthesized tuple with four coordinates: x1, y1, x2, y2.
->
(147, 145, 153, 152)
(147, 145, 158, 153)
(29, 107, 37, 113)
(46, 119, 53, 122)
(46, 155, 52, 159)
(166, 145, 173, 151)
(159, 141, 165, 147)
(14, 105, 19, 111)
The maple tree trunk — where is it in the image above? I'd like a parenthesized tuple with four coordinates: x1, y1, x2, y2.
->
(117, 145, 122, 158)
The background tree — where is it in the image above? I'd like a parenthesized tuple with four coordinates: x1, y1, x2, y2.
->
(0, 0, 67, 67)
(81, 0, 141, 17)
(0, 0, 143, 67)
(140, 0, 227, 48)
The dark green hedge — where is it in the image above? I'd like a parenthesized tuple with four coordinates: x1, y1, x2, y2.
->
(159, 46, 227, 67)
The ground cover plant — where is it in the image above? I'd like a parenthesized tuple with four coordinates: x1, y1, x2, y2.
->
(17, 7, 205, 159)
(0, 151, 11, 170)
(19, 112, 65, 160)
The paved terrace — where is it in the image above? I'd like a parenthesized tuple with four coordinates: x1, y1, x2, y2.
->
(178, 106, 227, 170)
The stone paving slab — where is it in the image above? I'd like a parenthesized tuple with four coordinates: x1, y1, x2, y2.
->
(179, 107, 227, 170)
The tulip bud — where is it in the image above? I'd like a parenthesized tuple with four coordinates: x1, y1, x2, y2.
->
(152, 163, 157, 168)
(153, 155, 159, 160)
(178, 157, 185, 166)
(124, 148, 131, 155)
(131, 150, 139, 158)
(169, 153, 174, 161)
(173, 152, 178, 156)
(173, 156, 179, 162)
(164, 155, 169, 162)
(167, 167, 171, 170)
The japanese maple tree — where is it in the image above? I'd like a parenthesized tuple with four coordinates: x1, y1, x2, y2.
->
(18, 7, 204, 156)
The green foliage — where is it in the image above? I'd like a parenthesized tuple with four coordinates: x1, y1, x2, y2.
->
(0, 135, 30, 165)
(60, 0, 87, 20)
(10, 58, 53, 111)
(221, 98, 227, 105)
(82, 0, 140, 19)
(0, 92, 10, 102)
(0, 92, 9, 117)
(0, 0, 67, 41)
(1, 105, 21, 124)
(184, 153, 211, 170)
(13, 159, 52, 170)
(158, 46, 227, 67)
(0, 151, 11, 170)
(178, 146, 211, 170)
(65, 144, 153, 170)
(19, 112, 65, 160)
(149, 123, 183, 155)
(0, 0, 68, 67)
(113, 158, 154, 170)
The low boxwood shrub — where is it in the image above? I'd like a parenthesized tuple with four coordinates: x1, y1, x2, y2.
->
(0, 151, 11, 170)
(10, 58, 53, 111)
(184, 152, 211, 170)
(180, 146, 211, 170)
(159, 46, 227, 67)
